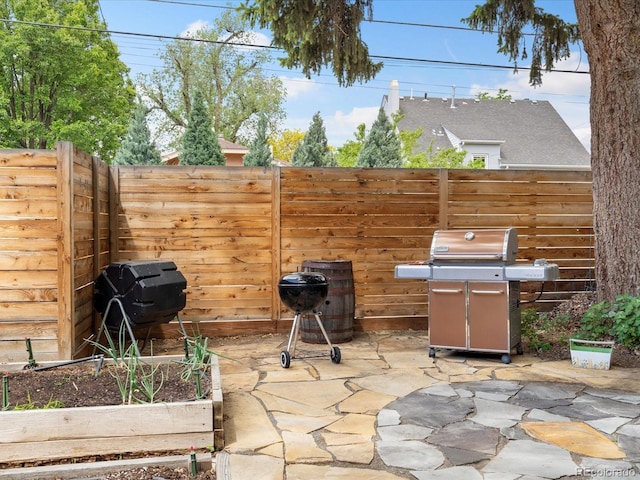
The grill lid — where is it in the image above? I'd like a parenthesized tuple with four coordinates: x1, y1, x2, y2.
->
(430, 228, 518, 264)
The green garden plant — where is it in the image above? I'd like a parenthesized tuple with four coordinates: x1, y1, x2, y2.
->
(521, 308, 552, 352)
(576, 294, 640, 350)
(521, 308, 574, 352)
(13, 392, 65, 410)
(610, 294, 640, 349)
(576, 300, 614, 341)
(89, 324, 160, 404)
(131, 344, 165, 404)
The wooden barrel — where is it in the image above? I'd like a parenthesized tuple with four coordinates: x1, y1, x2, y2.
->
(300, 260, 355, 344)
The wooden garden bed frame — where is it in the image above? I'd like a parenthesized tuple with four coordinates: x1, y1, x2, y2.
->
(0, 355, 223, 464)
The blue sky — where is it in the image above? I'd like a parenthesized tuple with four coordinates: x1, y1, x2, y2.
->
(99, 0, 590, 150)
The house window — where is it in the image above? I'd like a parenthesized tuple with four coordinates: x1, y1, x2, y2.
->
(470, 154, 487, 168)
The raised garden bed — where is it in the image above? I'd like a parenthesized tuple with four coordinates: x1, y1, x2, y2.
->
(0, 354, 223, 465)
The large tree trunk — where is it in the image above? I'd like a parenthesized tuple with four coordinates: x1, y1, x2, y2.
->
(575, 1, 640, 303)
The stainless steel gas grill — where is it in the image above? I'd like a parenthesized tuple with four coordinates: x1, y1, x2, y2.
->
(395, 228, 559, 363)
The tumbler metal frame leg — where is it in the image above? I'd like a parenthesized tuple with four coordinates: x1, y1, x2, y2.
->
(93, 298, 188, 357)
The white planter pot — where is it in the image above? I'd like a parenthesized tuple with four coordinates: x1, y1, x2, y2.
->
(569, 338, 614, 370)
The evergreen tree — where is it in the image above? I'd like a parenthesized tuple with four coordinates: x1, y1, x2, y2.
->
(113, 103, 161, 165)
(181, 91, 225, 166)
(356, 108, 401, 168)
(243, 113, 273, 167)
(291, 112, 336, 167)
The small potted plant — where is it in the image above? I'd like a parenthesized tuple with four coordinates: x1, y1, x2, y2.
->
(570, 299, 615, 370)
(571, 293, 640, 370)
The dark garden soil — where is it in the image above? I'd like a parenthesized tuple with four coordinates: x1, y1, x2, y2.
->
(2, 361, 216, 479)
(5, 362, 204, 408)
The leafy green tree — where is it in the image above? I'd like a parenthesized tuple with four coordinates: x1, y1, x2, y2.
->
(392, 113, 473, 168)
(403, 141, 477, 169)
(476, 89, 512, 101)
(268, 129, 305, 162)
(0, 0, 134, 161)
(356, 108, 401, 168)
(113, 103, 162, 165)
(243, 113, 272, 166)
(181, 91, 225, 166)
(138, 9, 285, 151)
(336, 124, 366, 167)
(247, 0, 640, 303)
(291, 112, 337, 167)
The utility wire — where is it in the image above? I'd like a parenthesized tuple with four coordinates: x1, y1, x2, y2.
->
(0, 17, 589, 77)
(111, 0, 559, 36)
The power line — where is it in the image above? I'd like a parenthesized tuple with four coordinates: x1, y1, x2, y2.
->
(0, 17, 589, 77)
(108, 0, 559, 36)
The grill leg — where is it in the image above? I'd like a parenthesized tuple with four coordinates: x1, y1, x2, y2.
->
(313, 312, 334, 350)
(286, 312, 301, 358)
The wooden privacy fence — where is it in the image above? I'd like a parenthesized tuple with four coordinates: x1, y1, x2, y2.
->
(0, 143, 594, 361)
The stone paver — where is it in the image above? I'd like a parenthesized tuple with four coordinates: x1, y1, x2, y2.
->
(337, 389, 397, 414)
(321, 433, 374, 464)
(483, 439, 578, 478)
(427, 420, 501, 455)
(376, 440, 445, 470)
(214, 332, 640, 480)
(282, 431, 333, 463)
(522, 421, 626, 459)
(412, 466, 484, 480)
(256, 379, 352, 409)
(285, 464, 406, 480)
(224, 392, 282, 452)
(228, 453, 284, 480)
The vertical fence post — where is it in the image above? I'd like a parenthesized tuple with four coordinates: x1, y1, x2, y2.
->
(108, 165, 120, 262)
(92, 157, 101, 284)
(56, 142, 74, 359)
(439, 169, 449, 230)
(271, 165, 282, 330)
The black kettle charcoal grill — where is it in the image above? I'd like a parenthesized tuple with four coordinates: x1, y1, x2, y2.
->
(93, 260, 187, 354)
(278, 272, 341, 368)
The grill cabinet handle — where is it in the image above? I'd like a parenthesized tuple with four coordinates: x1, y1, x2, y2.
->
(470, 289, 504, 295)
(432, 254, 503, 260)
(431, 289, 463, 294)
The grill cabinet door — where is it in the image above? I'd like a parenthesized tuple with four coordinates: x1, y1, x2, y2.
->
(468, 282, 508, 351)
(428, 281, 467, 349)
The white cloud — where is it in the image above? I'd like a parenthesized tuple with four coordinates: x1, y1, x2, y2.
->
(280, 76, 320, 100)
(246, 31, 271, 47)
(181, 20, 208, 37)
(324, 106, 379, 147)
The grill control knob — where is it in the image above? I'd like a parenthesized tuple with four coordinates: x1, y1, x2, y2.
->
(464, 231, 475, 241)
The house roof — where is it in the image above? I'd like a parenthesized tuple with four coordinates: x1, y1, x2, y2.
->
(217, 137, 249, 154)
(387, 91, 590, 168)
(160, 136, 249, 165)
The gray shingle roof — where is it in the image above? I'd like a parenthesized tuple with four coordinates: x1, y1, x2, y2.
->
(394, 96, 590, 167)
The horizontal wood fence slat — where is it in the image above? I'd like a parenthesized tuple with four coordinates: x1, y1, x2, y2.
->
(0, 145, 595, 360)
